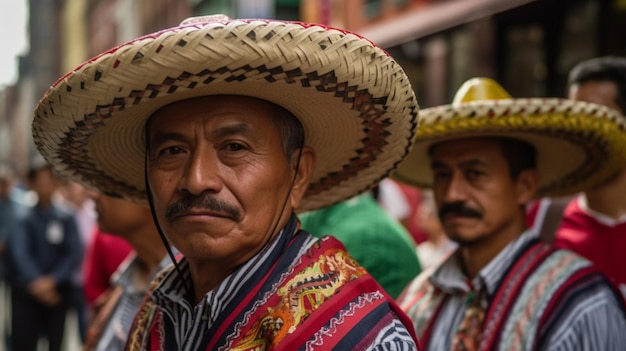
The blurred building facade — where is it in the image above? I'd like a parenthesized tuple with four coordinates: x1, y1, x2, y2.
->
(0, 0, 624, 179)
(305, 0, 626, 107)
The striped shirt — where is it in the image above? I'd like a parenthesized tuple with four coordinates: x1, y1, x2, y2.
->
(411, 227, 626, 351)
(147, 216, 418, 350)
(94, 253, 173, 351)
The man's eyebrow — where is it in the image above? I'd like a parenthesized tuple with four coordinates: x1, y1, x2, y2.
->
(458, 159, 485, 168)
(149, 131, 189, 147)
(431, 160, 448, 169)
(149, 122, 258, 148)
(430, 158, 484, 169)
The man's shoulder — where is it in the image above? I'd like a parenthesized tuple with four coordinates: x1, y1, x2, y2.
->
(397, 267, 438, 305)
(508, 246, 621, 314)
(514, 244, 595, 287)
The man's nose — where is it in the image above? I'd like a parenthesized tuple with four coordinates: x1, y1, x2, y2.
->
(180, 148, 223, 196)
(443, 172, 469, 203)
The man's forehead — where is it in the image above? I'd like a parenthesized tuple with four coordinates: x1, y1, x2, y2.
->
(428, 138, 508, 167)
(146, 96, 276, 135)
(429, 137, 502, 155)
(569, 81, 621, 111)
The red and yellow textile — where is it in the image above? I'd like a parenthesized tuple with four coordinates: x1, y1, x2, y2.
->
(126, 234, 418, 350)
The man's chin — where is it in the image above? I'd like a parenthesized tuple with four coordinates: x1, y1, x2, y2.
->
(449, 236, 483, 247)
(445, 229, 484, 247)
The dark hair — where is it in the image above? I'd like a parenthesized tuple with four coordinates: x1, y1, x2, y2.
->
(270, 104, 305, 164)
(567, 56, 626, 113)
(26, 163, 54, 182)
(497, 137, 537, 179)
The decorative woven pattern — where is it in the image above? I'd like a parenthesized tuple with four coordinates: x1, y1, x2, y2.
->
(32, 17, 419, 212)
(305, 291, 385, 350)
(398, 267, 444, 342)
(229, 247, 365, 349)
(393, 97, 626, 197)
(479, 243, 553, 349)
(497, 251, 590, 350)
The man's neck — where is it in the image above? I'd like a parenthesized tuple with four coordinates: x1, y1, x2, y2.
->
(128, 232, 168, 273)
(187, 214, 295, 304)
(459, 220, 526, 280)
(585, 168, 626, 220)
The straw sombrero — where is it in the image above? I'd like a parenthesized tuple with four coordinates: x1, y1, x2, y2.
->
(32, 15, 419, 212)
(392, 77, 626, 197)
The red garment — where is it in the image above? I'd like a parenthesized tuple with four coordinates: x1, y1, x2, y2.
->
(125, 234, 419, 350)
(396, 182, 429, 244)
(525, 199, 541, 228)
(554, 197, 626, 292)
(83, 228, 134, 306)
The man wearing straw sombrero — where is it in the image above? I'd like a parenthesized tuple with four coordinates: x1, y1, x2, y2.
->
(394, 77, 626, 350)
(32, 15, 421, 350)
(529, 56, 626, 299)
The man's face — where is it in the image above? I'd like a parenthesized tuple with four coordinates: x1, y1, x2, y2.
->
(31, 168, 58, 201)
(569, 80, 626, 184)
(568, 80, 622, 113)
(92, 192, 151, 239)
(147, 95, 309, 266)
(429, 138, 532, 246)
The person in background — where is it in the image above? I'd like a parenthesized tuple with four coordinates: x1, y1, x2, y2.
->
(31, 15, 421, 350)
(83, 192, 170, 351)
(59, 181, 97, 343)
(299, 190, 422, 299)
(0, 165, 26, 349)
(0, 166, 21, 285)
(6, 159, 83, 351)
(413, 189, 456, 271)
(529, 56, 626, 298)
(0, 166, 17, 277)
(394, 77, 626, 350)
(378, 178, 428, 245)
(82, 229, 134, 309)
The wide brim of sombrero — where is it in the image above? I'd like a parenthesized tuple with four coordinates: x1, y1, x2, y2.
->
(32, 17, 418, 212)
(392, 98, 626, 198)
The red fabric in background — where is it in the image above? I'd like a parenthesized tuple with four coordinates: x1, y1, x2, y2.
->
(554, 199, 626, 292)
(83, 227, 134, 306)
(395, 182, 428, 245)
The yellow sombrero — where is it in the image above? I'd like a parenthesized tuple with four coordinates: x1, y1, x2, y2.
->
(393, 77, 626, 197)
(31, 15, 419, 212)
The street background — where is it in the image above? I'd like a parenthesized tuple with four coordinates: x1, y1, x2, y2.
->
(1, 0, 625, 350)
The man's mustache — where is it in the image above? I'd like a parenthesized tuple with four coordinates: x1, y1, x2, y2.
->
(165, 193, 241, 222)
(438, 202, 483, 221)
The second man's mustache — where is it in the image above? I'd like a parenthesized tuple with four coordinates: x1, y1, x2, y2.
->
(438, 201, 483, 221)
(165, 192, 242, 222)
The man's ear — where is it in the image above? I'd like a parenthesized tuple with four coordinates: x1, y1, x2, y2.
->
(289, 146, 316, 210)
(516, 168, 540, 205)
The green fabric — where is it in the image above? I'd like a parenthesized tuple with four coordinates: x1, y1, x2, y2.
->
(299, 192, 422, 299)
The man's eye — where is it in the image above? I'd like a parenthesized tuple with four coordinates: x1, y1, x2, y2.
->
(159, 146, 184, 156)
(226, 143, 245, 152)
(466, 170, 482, 179)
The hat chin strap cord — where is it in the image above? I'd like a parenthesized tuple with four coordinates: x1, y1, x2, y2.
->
(143, 132, 304, 304)
(144, 135, 195, 302)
